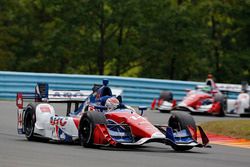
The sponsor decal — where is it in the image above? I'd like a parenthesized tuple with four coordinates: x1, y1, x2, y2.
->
(239, 94, 248, 99)
(40, 106, 51, 113)
(16, 93, 23, 109)
(50, 116, 67, 126)
(51, 91, 85, 98)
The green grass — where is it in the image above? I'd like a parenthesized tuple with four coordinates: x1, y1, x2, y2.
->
(200, 120, 250, 140)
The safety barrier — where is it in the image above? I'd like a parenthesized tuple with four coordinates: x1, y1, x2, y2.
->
(0, 71, 239, 106)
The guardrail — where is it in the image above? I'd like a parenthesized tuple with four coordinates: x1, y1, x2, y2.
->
(0, 71, 239, 106)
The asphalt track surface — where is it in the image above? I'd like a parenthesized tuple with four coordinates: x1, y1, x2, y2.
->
(0, 101, 250, 167)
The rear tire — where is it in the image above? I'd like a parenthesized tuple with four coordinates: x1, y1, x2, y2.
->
(168, 111, 196, 151)
(23, 104, 38, 141)
(78, 111, 106, 147)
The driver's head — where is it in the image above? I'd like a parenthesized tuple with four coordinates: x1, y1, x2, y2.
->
(105, 97, 119, 111)
(207, 74, 213, 79)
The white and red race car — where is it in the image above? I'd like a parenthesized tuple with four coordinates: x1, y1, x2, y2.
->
(153, 76, 250, 117)
(226, 81, 250, 117)
(16, 80, 210, 151)
(153, 76, 226, 116)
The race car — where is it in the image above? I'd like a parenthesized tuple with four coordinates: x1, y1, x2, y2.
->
(177, 85, 226, 116)
(16, 80, 210, 151)
(226, 81, 250, 117)
(154, 75, 227, 116)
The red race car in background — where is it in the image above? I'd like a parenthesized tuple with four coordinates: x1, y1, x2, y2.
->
(177, 85, 226, 116)
(153, 75, 227, 116)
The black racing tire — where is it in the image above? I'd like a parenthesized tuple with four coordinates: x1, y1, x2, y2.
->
(240, 108, 250, 117)
(214, 93, 226, 117)
(240, 113, 250, 117)
(168, 111, 196, 151)
(78, 111, 107, 147)
(23, 103, 38, 141)
(159, 91, 173, 102)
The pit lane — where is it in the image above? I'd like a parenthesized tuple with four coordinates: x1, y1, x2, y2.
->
(0, 101, 250, 167)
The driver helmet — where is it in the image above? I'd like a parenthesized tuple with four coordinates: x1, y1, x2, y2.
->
(105, 97, 120, 111)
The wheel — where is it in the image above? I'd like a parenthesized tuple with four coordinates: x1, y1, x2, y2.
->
(78, 111, 106, 147)
(214, 93, 227, 116)
(168, 111, 196, 151)
(159, 91, 173, 102)
(240, 109, 250, 117)
(23, 103, 38, 141)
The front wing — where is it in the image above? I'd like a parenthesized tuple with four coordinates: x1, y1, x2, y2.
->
(92, 124, 210, 148)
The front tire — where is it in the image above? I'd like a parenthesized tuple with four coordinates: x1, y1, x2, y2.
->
(168, 111, 196, 151)
(214, 93, 227, 117)
(78, 111, 106, 147)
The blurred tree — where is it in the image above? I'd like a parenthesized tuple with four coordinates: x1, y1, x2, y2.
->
(0, 0, 250, 83)
(138, 0, 206, 80)
(196, 0, 250, 83)
(0, 0, 17, 70)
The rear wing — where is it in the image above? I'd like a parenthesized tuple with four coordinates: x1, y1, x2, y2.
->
(16, 82, 123, 107)
(196, 84, 244, 92)
(216, 83, 249, 93)
(16, 83, 92, 109)
(34, 83, 92, 102)
(196, 83, 247, 99)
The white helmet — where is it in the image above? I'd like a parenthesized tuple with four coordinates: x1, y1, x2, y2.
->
(105, 97, 119, 111)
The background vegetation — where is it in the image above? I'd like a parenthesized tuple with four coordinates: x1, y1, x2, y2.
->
(200, 120, 250, 140)
(0, 0, 250, 83)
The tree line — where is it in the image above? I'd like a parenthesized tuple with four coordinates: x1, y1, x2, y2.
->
(0, 0, 250, 83)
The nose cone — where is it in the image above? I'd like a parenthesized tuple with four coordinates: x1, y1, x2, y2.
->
(151, 132, 165, 138)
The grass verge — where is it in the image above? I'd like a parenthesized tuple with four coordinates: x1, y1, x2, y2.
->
(200, 120, 250, 140)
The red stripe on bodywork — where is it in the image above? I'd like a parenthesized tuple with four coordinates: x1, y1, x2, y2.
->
(73, 118, 80, 128)
(40, 106, 51, 113)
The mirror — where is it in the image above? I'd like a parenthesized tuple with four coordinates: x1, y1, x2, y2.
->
(138, 106, 147, 116)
